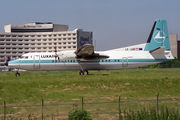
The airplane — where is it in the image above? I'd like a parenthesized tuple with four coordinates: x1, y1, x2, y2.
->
(5, 19, 174, 76)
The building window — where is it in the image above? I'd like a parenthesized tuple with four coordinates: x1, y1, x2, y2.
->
(6, 35, 11, 37)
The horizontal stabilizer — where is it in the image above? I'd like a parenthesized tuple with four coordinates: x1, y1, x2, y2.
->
(149, 47, 166, 54)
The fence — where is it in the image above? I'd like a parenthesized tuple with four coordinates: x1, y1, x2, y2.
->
(0, 94, 180, 120)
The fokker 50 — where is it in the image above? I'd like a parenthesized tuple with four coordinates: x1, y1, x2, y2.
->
(5, 19, 174, 76)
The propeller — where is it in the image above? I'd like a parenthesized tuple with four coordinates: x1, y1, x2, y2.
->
(54, 46, 59, 62)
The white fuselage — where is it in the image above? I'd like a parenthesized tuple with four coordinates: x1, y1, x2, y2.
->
(8, 46, 174, 71)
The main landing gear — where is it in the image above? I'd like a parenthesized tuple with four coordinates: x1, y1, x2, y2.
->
(78, 61, 89, 75)
(79, 70, 89, 75)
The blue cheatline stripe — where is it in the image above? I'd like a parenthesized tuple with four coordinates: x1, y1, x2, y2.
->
(9, 58, 172, 64)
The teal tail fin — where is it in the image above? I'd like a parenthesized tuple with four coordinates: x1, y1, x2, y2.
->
(144, 19, 170, 51)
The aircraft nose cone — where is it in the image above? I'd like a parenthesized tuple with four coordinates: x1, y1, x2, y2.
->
(4, 62, 8, 66)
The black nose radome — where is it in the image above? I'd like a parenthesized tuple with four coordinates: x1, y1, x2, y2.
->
(5, 62, 8, 66)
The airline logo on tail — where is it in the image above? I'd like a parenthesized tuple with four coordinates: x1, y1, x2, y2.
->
(153, 30, 166, 43)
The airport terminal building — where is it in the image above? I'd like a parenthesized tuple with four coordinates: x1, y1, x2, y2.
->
(0, 22, 93, 68)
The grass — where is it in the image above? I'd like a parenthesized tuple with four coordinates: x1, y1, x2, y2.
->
(0, 69, 180, 119)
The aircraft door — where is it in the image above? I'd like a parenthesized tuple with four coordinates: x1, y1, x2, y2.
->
(34, 55, 40, 69)
(122, 57, 128, 67)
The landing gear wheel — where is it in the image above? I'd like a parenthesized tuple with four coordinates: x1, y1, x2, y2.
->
(79, 70, 89, 75)
(15, 72, 20, 77)
(79, 70, 84, 75)
(83, 70, 89, 75)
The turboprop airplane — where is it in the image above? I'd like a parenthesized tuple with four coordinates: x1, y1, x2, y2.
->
(5, 19, 174, 76)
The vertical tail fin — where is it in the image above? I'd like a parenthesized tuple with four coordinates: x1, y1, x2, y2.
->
(144, 19, 170, 51)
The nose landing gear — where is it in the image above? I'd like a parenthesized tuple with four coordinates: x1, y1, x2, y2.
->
(15, 72, 20, 76)
(15, 69, 20, 77)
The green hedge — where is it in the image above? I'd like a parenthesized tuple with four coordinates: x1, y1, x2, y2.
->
(141, 58, 180, 68)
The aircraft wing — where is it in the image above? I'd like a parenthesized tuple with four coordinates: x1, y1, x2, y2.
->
(74, 44, 109, 61)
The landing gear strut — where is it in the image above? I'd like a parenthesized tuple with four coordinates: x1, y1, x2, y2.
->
(79, 70, 89, 75)
(78, 60, 89, 75)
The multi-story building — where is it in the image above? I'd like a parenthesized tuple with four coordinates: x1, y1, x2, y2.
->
(0, 22, 93, 68)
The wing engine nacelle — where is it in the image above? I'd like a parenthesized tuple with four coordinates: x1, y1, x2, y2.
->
(58, 51, 76, 60)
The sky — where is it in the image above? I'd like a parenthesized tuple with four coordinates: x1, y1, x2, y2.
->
(0, 0, 179, 50)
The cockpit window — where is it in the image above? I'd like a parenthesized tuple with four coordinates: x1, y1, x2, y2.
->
(20, 56, 28, 59)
